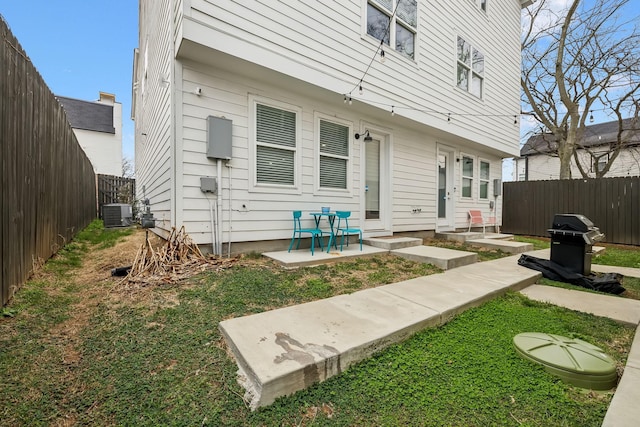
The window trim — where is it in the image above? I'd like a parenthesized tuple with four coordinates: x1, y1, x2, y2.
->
(248, 94, 302, 194)
(478, 159, 490, 200)
(456, 35, 485, 99)
(314, 112, 353, 196)
(364, 0, 418, 61)
(461, 154, 475, 199)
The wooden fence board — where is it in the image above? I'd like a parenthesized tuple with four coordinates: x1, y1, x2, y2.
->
(503, 177, 640, 246)
(1, 18, 96, 307)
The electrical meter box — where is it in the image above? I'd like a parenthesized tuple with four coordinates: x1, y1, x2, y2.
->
(493, 179, 502, 197)
(200, 177, 218, 194)
(206, 116, 232, 160)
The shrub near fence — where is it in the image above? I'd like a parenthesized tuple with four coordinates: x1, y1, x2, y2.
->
(1, 17, 97, 307)
(502, 177, 640, 246)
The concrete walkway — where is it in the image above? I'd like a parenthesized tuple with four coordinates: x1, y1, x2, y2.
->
(221, 246, 640, 425)
(219, 255, 541, 409)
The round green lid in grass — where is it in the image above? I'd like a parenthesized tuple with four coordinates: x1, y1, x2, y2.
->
(513, 332, 618, 390)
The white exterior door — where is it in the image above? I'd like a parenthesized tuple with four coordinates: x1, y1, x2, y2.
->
(437, 145, 455, 230)
(363, 134, 389, 233)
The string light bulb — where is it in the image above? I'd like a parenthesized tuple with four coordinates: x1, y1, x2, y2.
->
(343, 95, 347, 104)
(589, 110, 594, 123)
(514, 115, 518, 125)
(447, 113, 451, 122)
(349, 97, 353, 105)
(380, 49, 386, 63)
(359, 85, 364, 95)
(391, 106, 395, 116)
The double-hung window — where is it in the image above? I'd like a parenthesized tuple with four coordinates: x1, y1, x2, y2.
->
(462, 156, 474, 198)
(319, 120, 350, 190)
(457, 36, 484, 98)
(255, 103, 297, 186)
(479, 160, 490, 199)
(366, 0, 417, 60)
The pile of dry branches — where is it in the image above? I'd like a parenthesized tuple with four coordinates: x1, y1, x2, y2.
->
(121, 226, 237, 287)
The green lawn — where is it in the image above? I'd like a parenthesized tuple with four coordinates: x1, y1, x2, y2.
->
(0, 224, 636, 426)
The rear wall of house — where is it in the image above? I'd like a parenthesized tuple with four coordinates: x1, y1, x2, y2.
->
(175, 61, 503, 247)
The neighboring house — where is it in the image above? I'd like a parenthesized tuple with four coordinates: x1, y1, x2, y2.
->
(132, 0, 531, 253)
(57, 92, 123, 176)
(515, 118, 640, 181)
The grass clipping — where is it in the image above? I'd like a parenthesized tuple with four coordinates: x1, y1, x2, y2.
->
(121, 226, 237, 287)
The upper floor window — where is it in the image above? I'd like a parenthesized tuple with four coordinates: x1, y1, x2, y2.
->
(476, 0, 488, 12)
(319, 120, 350, 190)
(366, 0, 417, 60)
(462, 156, 474, 198)
(255, 103, 297, 186)
(457, 36, 484, 98)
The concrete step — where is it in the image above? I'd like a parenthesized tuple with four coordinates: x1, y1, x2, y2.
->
(219, 255, 542, 409)
(363, 236, 423, 250)
(466, 238, 533, 254)
(391, 245, 477, 270)
(436, 232, 514, 243)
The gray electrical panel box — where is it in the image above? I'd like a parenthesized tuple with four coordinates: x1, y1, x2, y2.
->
(200, 177, 218, 194)
(493, 179, 502, 197)
(206, 116, 232, 160)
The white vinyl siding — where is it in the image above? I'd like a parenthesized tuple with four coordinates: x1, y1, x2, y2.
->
(181, 1, 522, 156)
(256, 104, 296, 185)
(476, 0, 488, 12)
(319, 119, 350, 189)
(479, 160, 490, 199)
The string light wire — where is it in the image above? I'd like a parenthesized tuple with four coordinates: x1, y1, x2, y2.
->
(343, 1, 529, 124)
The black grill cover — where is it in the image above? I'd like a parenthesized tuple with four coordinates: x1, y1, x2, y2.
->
(518, 254, 625, 295)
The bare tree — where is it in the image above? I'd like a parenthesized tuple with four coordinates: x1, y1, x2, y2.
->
(521, 0, 640, 179)
(122, 156, 135, 179)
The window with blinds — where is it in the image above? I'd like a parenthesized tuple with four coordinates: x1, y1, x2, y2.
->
(319, 120, 349, 189)
(255, 103, 296, 185)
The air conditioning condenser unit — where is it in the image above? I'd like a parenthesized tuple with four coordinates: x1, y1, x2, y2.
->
(103, 203, 133, 228)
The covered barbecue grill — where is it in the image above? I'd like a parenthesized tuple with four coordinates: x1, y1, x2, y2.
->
(548, 214, 604, 275)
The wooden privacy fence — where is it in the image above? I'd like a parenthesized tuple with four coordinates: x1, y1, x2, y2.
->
(97, 174, 136, 218)
(502, 177, 640, 246)
(1, 17, 97, 307)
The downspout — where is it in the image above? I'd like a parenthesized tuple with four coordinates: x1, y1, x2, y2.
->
(226, 161, 232, 257)
(217, 159, 223, 255)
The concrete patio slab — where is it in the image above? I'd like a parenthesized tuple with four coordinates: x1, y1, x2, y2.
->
(520, 285, 640, 326)
(362, 236, 422, 250)
(466, 238, 533, 254)
(391, 245, 477, 269)
(263, 244, 387, 268)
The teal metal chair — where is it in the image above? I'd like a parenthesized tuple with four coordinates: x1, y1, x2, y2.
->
(288, 211, 324, 255)
(335, 211, 362, 251)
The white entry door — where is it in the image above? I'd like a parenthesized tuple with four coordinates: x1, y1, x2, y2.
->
(437, 146, 455, 230)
